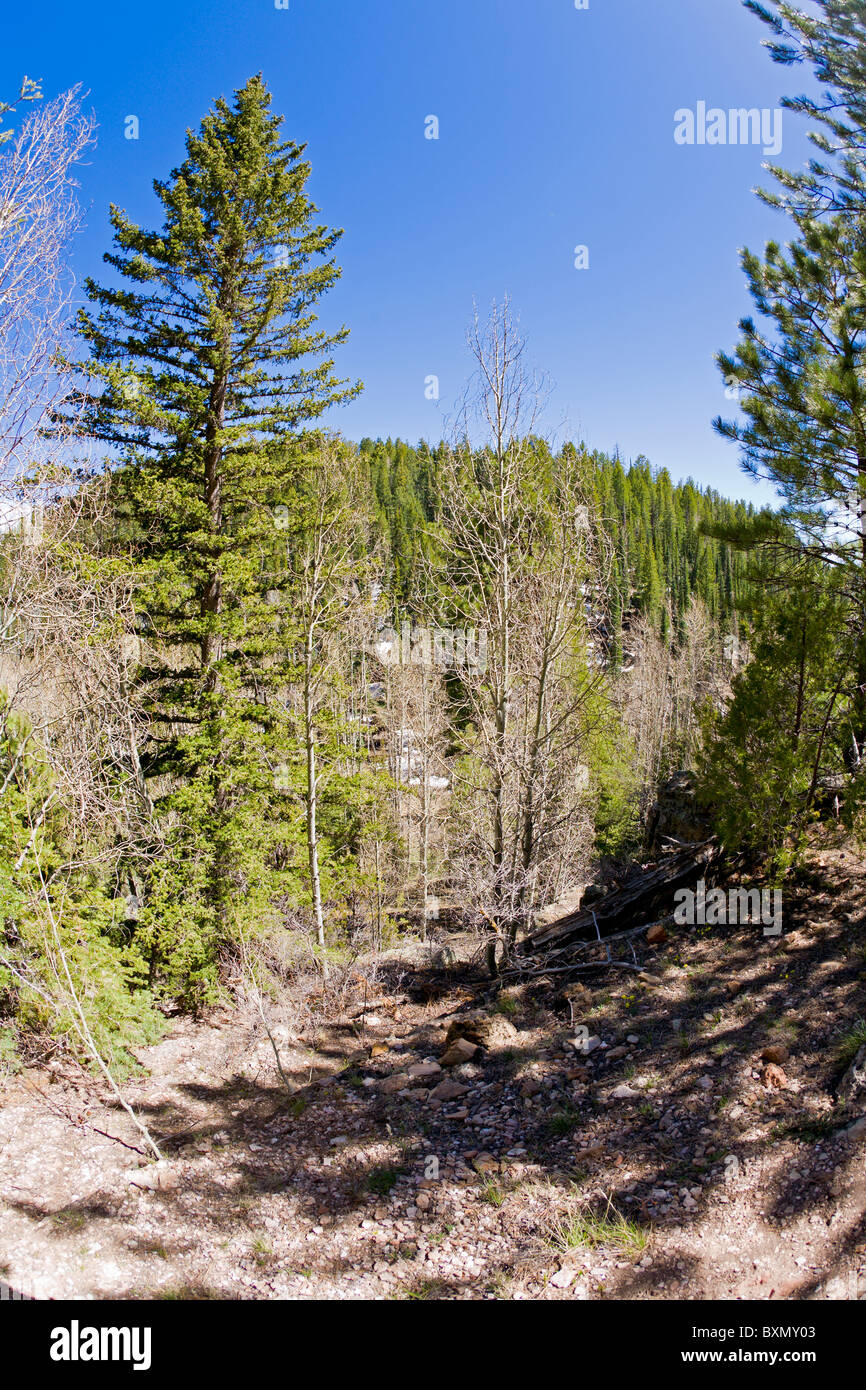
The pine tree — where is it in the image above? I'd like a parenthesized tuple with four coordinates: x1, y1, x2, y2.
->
(726, 1, 866, 761)
(714, 199, 866, 765)
(744, 1, 866, 216)
(69, 76, 361, 997)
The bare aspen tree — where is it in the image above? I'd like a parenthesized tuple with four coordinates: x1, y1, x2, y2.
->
(435, 301, 611, 958)
(0, 90, 163, 1144)
(380, 649, 448, 940)
(618, 598, 731, 820)
(0, 87, 93, 498)
(0, 83, 143, 858)
(440, 300, 543, 942)
(284, 442, 368, 949)
(0, 88, 144, 875)
(0, 487, 164, 1157)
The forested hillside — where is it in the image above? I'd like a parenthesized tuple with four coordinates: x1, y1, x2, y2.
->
(0, 66, 860, 1085)
(1, 0, 865, 1315)
(362, 436, 756, 643)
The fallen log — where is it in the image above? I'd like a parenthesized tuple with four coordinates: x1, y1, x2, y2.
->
(521, 840, 720, 955)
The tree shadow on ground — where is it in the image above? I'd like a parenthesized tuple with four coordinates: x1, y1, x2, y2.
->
(4, 861, 864, 1300)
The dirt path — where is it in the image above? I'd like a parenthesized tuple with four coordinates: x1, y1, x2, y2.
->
(1, 846, 865, 1301)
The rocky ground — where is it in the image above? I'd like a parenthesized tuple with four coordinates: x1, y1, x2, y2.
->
(1, 840, 865, 1301)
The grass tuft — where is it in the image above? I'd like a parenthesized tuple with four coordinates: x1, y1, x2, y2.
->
(836, 1018, 866, 1069)
(551, 1196, 649, 1257)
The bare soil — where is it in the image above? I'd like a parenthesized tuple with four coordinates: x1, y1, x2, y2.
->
(1, 840, 865, 1301)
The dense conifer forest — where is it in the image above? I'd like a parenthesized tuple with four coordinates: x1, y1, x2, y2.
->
(362, 436, 756, 635)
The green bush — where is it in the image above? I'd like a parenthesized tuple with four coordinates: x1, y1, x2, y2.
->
(0, 696, 164, 1076)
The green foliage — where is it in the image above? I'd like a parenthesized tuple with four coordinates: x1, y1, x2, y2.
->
(67, 76, 367, 994)
(718, 5, 866, 755)
(367, 1165, 406, 1196)
(0, 1025, 22, 1076)
(359, 436, 757, 646)
(547, 1106, 582, 1136)
(1, 66, 811, 1035)
(743, 0, 866, 217)
(584, 696, 642, 857)
(0, 696, 163, 1075)
(3, 897, 164, 1079)
(550, 1202, 649, 1256)
(698, 569, 858, 867)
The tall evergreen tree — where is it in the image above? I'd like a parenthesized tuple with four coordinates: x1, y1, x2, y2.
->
(716, 8, 866, 766)
(69, 76, 361, 997)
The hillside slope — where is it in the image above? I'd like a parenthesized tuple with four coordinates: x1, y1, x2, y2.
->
(0, 838, 864, 1301)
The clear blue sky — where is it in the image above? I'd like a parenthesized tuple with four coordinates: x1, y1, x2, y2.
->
(3, 0, 822, 503)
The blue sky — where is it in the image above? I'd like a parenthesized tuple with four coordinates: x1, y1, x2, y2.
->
(3, 0, 823, 503)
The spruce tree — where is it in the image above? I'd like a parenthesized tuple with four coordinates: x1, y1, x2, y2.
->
(70, 76, 361, 997)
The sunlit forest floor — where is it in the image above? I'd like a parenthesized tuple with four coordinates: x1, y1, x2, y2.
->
(1, 835, 865, 1302)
